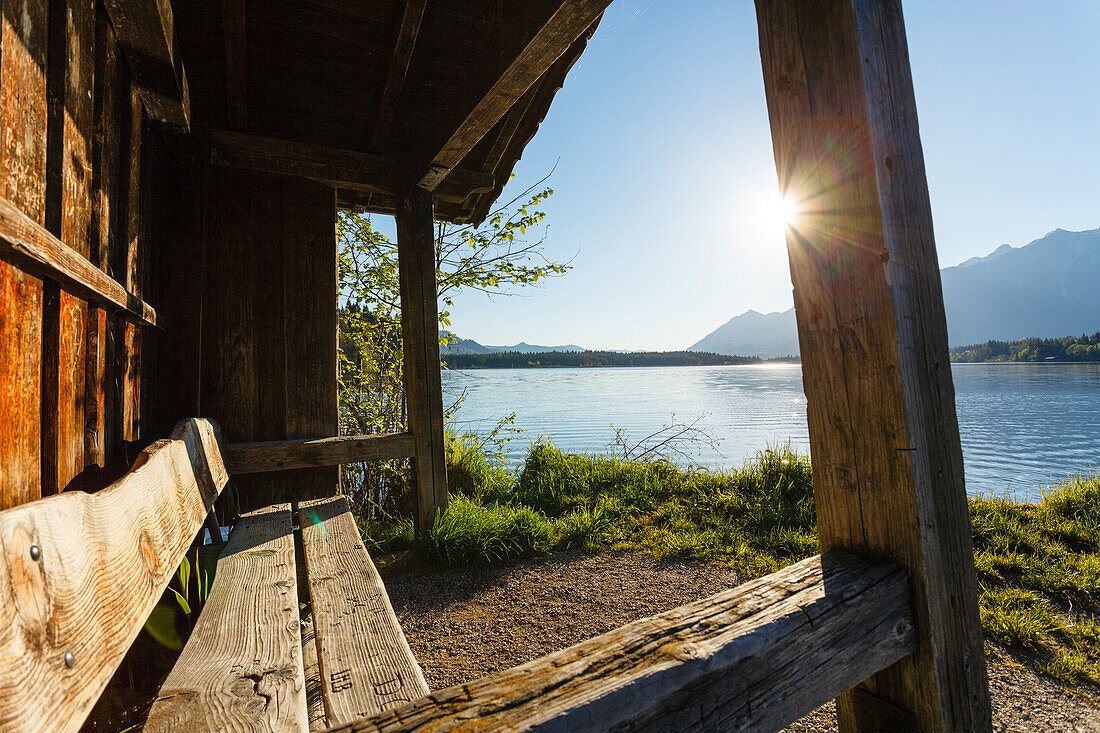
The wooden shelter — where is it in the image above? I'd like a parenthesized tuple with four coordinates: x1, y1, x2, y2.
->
(0, 0, 991, 730)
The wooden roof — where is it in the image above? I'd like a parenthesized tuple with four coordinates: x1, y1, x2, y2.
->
(173, 0, 605, 223)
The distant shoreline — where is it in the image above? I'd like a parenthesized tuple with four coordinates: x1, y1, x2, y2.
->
(442, 350, 799, 369)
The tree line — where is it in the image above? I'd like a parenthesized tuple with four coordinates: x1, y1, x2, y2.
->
(442, 350, 761, 369)
(950, 333, 1100, 363)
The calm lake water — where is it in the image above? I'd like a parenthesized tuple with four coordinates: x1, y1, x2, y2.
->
(443, 363, 1100, 502)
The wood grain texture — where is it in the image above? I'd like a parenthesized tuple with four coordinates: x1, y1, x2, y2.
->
(41, 0, 96, 493)
(225, 433, 415, 475)
(0, 194, 157, 326)
(481, 80, 541, 177)
(396, 189, 447, 532)
(0, 418, 228, 733)
(754, 0, 991, 730)
(145, 503, 309, 733)
(121, 87, 144, 442)
(208, 130, 493, 202)
(280, 174, 338, 503)
(329, 552, 914, 733)
(300, 496, 429, 727)
(101, 0, 190, 128)
(0, 0, 48, 509)
(200, 167, 339, 513)
(417, 0, 611, 190)
(85, 9, 126, 469)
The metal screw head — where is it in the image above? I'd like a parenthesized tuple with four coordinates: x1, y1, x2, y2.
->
(64, 652, 75, 668)
(29, 545, 40, 561)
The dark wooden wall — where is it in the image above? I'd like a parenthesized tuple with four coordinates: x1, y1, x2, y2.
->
(194, 165, 339, 514)
(0, 0, 160, 509)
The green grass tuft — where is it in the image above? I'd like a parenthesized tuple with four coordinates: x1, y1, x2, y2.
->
(423, 494, 553, 566)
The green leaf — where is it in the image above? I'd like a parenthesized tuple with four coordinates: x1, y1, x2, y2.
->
(178, 556, 190, 600)
(172, 588, 192, 616)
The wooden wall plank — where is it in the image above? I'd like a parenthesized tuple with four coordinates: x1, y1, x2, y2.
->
(85, 6, 115, 469)
(299, 496, 429, 726)
(199, 167, 338, 514)
(280, 176, 338, 503)
(329, 552, 914, 733)
(42, 0, 95, 493)
(145, 503, 309, 732)
(201, 164, 257, 513)
(0, 418, 228, 733)
(396, 189, 447, 532)
(754, 0, 991, 729)
(0, 0, 49, 509)
(120, 86, 143, 443)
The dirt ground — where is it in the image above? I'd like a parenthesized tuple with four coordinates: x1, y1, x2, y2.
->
(379, 549, 1100, 732)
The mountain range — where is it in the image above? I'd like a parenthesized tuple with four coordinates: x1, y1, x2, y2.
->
(442, 333, 584, 355)
(689, 227, 1100, 357)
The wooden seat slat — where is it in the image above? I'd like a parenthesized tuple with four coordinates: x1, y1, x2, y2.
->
(145, 503, 309, 732)
(0, 418, 227, 733)
(298, 497, 429, 727)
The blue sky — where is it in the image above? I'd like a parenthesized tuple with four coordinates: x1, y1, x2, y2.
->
(437, 0, 1099, 351)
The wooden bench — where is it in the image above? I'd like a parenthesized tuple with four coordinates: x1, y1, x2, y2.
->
(0, 418, 918, 732)
(144, 496, 428, 731)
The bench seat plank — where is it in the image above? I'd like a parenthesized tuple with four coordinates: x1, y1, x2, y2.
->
(298, 497, 428, 727)
(145, 503, 308, 732)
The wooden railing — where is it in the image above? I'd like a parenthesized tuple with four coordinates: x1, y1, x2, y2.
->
(329, 552, 915, 733)
(0, 196, 158, 327)
(223, 432, 416, 474)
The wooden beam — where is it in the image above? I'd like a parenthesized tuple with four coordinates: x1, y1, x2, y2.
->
(369, 0, 428, 152)
(224, 432, 416, 474)
(0, 194, 158, 327)
(209, 130, 494, 202)
(328, 552, 915, 732)
(0, 418, 227, 732)
(396, 190, 448, 532)
(754, 0, 991, 730)
(299, 497, 429, 726)
(417, 0, 611, 191)
(101, 0, 190, 129)
(145, 503, 309, 732)
(482, 79, 542, 175)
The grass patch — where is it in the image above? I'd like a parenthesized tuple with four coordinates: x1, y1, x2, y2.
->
(358, 436, 1100, 688)
(971, 474, 1100, 684)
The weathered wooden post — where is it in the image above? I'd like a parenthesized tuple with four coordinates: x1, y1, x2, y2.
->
(754, 0, 991, 730)
(396, 189, 449, 532)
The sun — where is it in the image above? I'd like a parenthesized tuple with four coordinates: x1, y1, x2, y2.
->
(776, 195, 799, 227)
(760, 191, 801, 234)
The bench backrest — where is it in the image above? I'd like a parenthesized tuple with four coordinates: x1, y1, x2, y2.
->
(0, 418, 227, 733)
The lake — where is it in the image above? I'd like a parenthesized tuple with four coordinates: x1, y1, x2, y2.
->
(443, 363, 1100, 502)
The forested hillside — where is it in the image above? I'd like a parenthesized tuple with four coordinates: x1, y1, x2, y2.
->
(950, 333, 1100, 362)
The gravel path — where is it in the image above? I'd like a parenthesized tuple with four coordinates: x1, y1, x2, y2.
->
(380, 550, 1100, 731)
